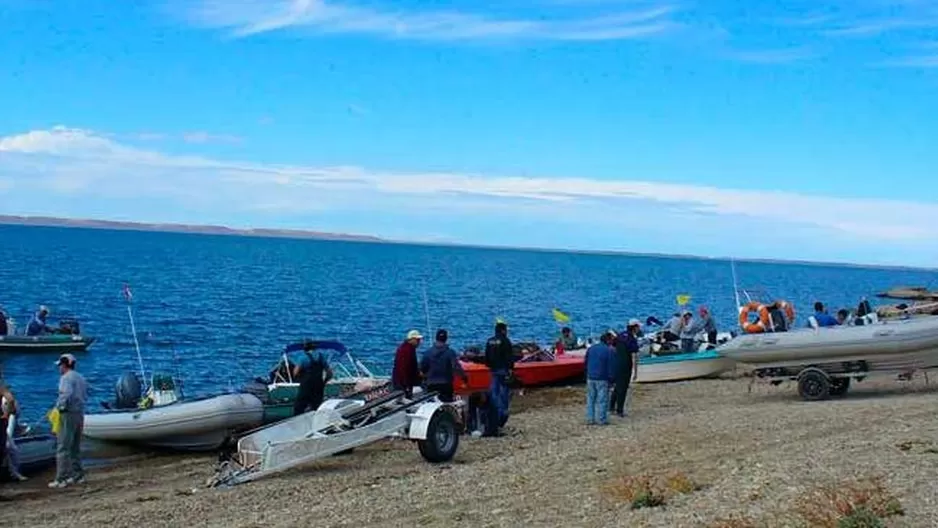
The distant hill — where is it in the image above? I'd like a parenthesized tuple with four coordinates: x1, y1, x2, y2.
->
(0, 215, 383, 243)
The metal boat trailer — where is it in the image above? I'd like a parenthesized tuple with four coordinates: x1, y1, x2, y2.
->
(751, 358, 936, 402)
(208, 387, 463, 488)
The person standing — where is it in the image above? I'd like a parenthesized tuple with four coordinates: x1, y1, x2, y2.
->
(49, 353, 88, 489)
(584, 332, 615, 426)
(611, 320, 641, 417)
(419, 329, 468, 403)
(291, 341, 335, 416)
(1, 379, 26, 481)
(484, 321, 514, 436)
(392, 330, 423, 398)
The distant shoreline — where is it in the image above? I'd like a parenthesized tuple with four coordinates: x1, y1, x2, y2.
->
(1, 214, 935, 273)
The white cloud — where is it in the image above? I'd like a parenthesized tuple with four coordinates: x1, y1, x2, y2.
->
(178, 0, 680, 42)
(2, 126, 938, 259)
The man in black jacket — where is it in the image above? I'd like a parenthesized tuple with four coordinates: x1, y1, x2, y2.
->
(483, 321, 514, 436)
(611, 319, 641, 417)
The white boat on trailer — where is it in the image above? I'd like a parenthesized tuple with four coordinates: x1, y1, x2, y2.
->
(719, 313, 938, 401)
(209, 386, 462, 488)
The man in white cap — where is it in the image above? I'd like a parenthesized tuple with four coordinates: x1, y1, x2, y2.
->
(392, 330, 423, 398)
(610, 319, 641, 417)
(49, 353, 88, 489)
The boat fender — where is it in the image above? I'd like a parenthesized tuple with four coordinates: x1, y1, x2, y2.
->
(407, 401, 448, 440)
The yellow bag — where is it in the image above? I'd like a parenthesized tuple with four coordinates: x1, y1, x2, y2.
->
(47, 407, 61, 436)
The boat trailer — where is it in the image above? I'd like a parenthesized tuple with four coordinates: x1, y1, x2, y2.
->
(751, 359, 934, 402)
(208, 387, 463, 488)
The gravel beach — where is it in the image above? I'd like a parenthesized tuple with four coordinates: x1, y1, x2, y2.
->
(3, 372, 938, 527)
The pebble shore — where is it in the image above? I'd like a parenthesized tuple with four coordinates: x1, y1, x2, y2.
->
(3, 372, 938, 527)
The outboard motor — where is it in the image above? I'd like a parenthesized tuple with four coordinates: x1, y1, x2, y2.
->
(114, 372, 143, 409)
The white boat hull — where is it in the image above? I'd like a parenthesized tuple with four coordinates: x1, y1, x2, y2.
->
(635, 356, 735, 383)
(563, 348, 734, 383)
(83, 393, 265, 451)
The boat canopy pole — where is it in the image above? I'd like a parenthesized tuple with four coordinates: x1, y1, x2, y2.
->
(123, 284, 147, 390)
(730, 259, 742, 309)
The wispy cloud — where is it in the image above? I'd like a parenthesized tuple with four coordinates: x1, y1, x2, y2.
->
(177, 0, 680, 42)
(2, 126, 938, 254)
(123, 130, 244, 144)
(725, 47, 815, 64)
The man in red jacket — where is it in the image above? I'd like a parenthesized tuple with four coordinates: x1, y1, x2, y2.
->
(392, 330, 423, 398)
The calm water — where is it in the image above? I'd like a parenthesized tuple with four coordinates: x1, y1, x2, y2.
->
(1, 224, 935, 423)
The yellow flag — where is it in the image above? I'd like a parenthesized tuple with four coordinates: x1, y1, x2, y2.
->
(47, 408, 61, 436)
(676, 294, 692, 306)
(552, 308, 570, 323)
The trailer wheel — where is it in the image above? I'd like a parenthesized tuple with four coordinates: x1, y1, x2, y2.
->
(797, 368, 831, 401)
(830, 377, 850, 397)
(418, 409, 459, 463)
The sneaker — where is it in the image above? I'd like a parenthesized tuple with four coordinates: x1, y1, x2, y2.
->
(66, 475, 86, 485)
(11, 472, 27, 482)
(48, 480, 68, 489)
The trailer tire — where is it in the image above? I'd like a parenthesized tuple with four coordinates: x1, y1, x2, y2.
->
(418, 409, 459, 463)
(797, 368, 831, 401)
(830, 377, 850, 397)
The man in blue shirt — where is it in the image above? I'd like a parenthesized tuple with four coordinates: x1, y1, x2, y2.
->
(813, 302, 840, 327)
(26, 306, 52, 336)
(584, 331, 616, 426)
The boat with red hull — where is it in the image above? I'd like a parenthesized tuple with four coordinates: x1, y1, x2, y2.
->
(455, 345, 585, 394)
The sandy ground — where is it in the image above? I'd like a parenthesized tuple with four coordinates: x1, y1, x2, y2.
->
(3, 371, 938, 527)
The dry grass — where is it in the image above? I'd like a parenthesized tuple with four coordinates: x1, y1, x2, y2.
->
(705, 515, 759, 528)
(603, 470, 700, 510)
(792, 476, 904, 528)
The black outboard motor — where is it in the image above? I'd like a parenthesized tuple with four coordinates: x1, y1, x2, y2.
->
(58, 319, 81, 335)
(114, 372, 143, 409)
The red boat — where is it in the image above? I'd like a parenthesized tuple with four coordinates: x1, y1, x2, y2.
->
(454, 348, 585, 394)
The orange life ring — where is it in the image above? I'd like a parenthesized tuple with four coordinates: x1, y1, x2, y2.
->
(738, 301, 770, 333)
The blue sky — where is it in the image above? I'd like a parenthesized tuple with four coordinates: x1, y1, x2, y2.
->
(1, 0, 937, 267)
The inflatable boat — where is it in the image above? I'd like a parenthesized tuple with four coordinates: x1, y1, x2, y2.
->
(83, 373, 265, 451)
(718, 314, 938, 368)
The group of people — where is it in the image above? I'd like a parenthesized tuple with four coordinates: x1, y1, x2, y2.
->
(583, 319, 642, 425)
(0, 352, 87, 490)
(391, 321, 514, 437)
(662, 306, 718, 352)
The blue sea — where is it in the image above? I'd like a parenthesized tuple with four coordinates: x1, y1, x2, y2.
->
(1, 224, 935, 424)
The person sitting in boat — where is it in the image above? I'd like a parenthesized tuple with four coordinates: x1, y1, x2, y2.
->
(836, 309, 850, 326)
(291, 341, 335, 416)
(684, 306, 718, 350)
(557, 327, 578, 352)
(812, 302, 839, 327)
(26, 306, 53, 336)
(662, 313, 683, 343)
(392, 330, 423, 399)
